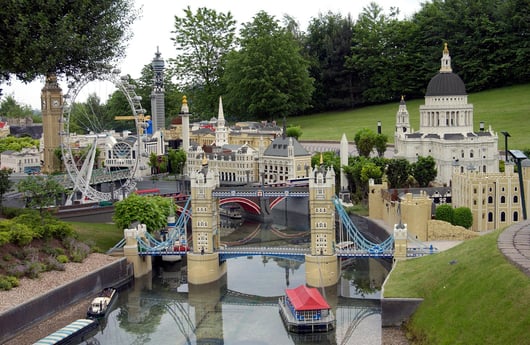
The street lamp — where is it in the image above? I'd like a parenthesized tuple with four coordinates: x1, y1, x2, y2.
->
(509, 150, 527, 220)
(501, 131, 510, 162)
(377, 120, 382, 134)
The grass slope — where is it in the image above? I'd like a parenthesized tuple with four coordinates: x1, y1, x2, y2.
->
(384, 230, 530, 345)
(70, 222, 122, 252)
(290, 84, 530, 150)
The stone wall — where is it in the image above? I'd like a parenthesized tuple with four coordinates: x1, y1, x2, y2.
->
(0, 258, 132, 343)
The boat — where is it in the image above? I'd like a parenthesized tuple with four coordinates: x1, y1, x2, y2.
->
(33, 318, 98, 345)
(220, 206, 242, 219)
(279, 285, 335, 333)
(87, 287, 118, 319)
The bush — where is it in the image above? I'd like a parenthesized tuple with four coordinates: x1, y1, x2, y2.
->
(453, 207, 473, 229)
(7, 264, 27, 278)
(57, 254, 69, 264)
(27, 261, 45, 279)
(44, 256, 65, 271)
(0, 231, 9, 246)
(0, 275, 19, 291)
(9, 223, 38, 246)
(435, 204, 454, 223)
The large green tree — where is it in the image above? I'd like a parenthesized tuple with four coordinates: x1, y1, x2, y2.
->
(222, 11, 314, 121)
(385, 158, 411, 189)
(304, 12, 358, 111)
(170, 6, 236, 118)
(0, 95, 34, 118)
(0, 0, 138, 84)
(0, 168, 13, 212)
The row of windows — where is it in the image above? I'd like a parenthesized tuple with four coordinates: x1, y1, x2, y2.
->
(314, 208, 327, 213)
(315, 222, 328, 229)
(472, 195, 519, 205)
(197, 220, 209, 227)
(488, 211, 519, 222)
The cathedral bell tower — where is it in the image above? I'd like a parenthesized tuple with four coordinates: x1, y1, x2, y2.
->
(41, 74, 63, 174)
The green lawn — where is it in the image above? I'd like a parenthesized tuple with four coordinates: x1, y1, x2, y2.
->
(384, 229, 530, 345)
(289, 83, 530, 150)
(70, 221, 123, 252)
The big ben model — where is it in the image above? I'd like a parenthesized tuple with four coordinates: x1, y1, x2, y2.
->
(41, 74, 63, 174)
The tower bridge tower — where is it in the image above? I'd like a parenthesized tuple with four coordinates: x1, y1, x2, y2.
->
(187, 159, 226, 284)
(305, 163, 340, 287)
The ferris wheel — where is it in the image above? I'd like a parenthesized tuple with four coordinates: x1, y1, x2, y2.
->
(60, 70, 148, 205)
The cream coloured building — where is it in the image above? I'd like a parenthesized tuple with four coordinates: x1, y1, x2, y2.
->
(394, 44, 499, 186)
(0, 148, 41, 174)
(451, 163, 530, 232)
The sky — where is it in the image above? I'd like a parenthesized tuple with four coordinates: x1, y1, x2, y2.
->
(2, 0, 422, 110)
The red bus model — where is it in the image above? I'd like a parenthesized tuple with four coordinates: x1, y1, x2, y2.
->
(134, 188, 161, 196)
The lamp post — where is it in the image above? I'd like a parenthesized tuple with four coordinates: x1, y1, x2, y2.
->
(509, 150, 527, 220)
(501, 131, 510, 162)
(377, 120, 382, 134)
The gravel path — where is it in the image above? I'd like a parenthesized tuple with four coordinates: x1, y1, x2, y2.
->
(1, 253, 120, 345)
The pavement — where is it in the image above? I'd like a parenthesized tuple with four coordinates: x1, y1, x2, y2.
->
(498, 219, 530, 277)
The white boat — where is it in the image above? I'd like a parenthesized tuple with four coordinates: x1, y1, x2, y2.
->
(87, 287, 117, 318)
(220, 206, 242, 219)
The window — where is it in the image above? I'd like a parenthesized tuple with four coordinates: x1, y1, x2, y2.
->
(501, 212, 506, 222)
(501, 196, 506, 204)
(514, 196, 519, 203)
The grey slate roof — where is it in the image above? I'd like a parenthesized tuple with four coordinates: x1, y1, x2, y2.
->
(425, 72, 467, 96)
(263, 136, 310, 157)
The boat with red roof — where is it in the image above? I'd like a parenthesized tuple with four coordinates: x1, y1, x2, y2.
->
(278, 285, 336, 333)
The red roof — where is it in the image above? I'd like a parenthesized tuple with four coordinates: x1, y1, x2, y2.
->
(285, 285, 330, 311)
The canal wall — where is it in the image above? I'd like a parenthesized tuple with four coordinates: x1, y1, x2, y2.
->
(0, 257, 133, 343)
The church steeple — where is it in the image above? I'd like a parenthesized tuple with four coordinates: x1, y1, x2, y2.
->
(395, 95, 410, 136)
(215, 96, 228, 146)
(440, 42, 452, 73)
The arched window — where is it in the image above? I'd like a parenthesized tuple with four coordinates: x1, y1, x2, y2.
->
(488, 212, 493, 222)
(470, 150, 474, 158)
(514, 195, 519, 203)
(501, 212, 506, 222)
(513, 212, 519, 222)
(501, 196, 506, 203)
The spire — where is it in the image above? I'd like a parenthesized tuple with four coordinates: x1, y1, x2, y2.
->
(217, 96, 225, 126)
(440, 42, 452, 73)
(180, 95, 189, 114)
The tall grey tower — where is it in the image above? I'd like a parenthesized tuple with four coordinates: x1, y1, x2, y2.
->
(150, 47, 165, 132)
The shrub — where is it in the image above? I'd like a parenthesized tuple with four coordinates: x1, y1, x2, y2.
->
(27, 262, 46, 279)
(0, 275, 19, 291)
(7, 264, 27, 278)
(57, 254, 69, 264)
(0, 231, 9, 246)
(44, 256, 65, 271)
(435, 204, 454, 223)
(453, 207, 473, 229)
(9, 223, 38, 246)
(2, 253, 12, 261)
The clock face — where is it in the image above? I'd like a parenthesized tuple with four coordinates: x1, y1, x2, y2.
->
(52, 99, 60, 107)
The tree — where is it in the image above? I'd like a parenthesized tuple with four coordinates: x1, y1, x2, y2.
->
(354, 128, 377, 157)
(17, 176, 66, 218)
(0, 168, 13, 212)
(222, 11, 314, 121)
(385, 158, 411, 188)
(0, 95, 34, 118)
(453, 207, 473, 229)
(113, 194, 173, 232)
(0, 0, 138, 84)
(168, 149, 187, 176)
(374, 133, 388, 157)
(435, 204, 453, 223)
(412, 156, 437, 187)
(286, 125, 303, 140)
(170, 6, 237, 117)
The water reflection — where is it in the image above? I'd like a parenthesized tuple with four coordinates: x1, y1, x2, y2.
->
(84, 254, 390, 345)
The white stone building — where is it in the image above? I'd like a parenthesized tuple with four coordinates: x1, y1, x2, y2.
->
(394, 44, 499, 186)
(0, 148, 41, 174)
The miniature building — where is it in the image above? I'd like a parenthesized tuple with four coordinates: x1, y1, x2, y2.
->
(394, 44, 498, 186)
(0, 148, 41, 174)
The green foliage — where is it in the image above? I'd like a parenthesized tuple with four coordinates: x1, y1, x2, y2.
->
(0, 231, 9, 245)
(286, 125, 303, 140)
(353, 128, 377, 157)
(0, 136, 39, 153)
(17, 175, 66, 217)
(9, 223, 37, 246)
(113, 194, 172, 232)
(57, 254, 69, 264)
(222, 11, 314, 121)
(170, 6, 236, 117)
(412, 156, 437, 187)
(168, 148, 187, 175)
(0, 275, 19, 291)
(385, 158, 412, 188)
(435, 204, 454, 223)
(453, 207, 473, 229)
(0, 0, 138, 83)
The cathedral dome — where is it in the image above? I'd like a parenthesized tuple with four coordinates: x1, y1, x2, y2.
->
(425, 72, 467, 96)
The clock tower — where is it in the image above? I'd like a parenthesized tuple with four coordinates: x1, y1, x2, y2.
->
(41, 74, 63, 174)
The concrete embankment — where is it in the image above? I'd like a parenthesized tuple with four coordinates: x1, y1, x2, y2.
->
(0, 258, 133, 344)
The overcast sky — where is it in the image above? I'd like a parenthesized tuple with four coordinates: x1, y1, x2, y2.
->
(2, 0, 422, 109)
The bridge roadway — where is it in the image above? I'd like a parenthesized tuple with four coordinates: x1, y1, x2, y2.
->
(138, 246, 396, 259)
(212, 186, 309, 198)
